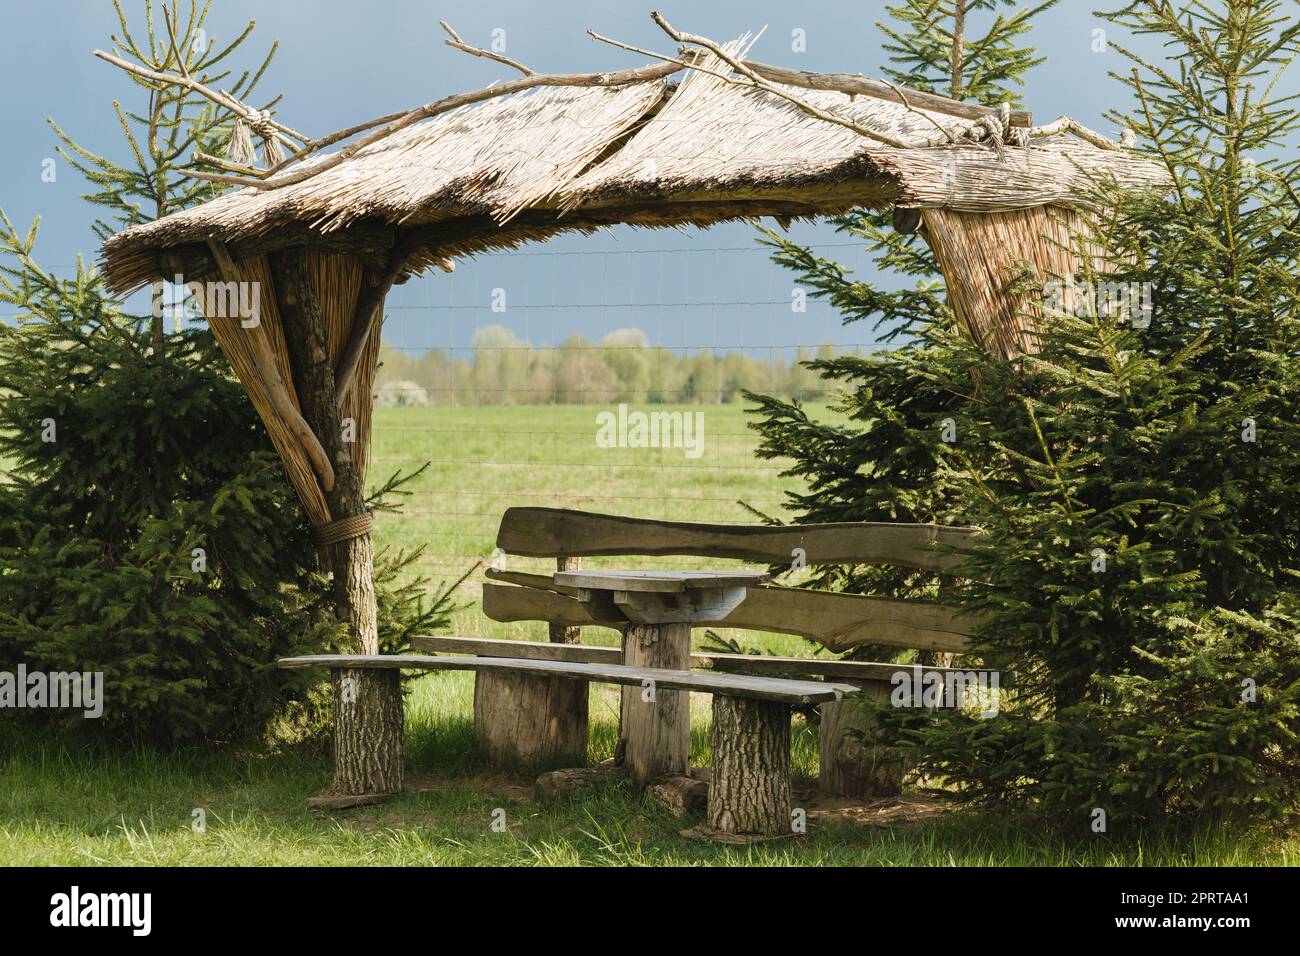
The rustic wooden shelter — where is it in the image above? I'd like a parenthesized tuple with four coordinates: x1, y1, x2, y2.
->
(96, 16, 1167, 797)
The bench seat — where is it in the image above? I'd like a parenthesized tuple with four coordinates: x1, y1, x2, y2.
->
(279, 653, 857, 705)
(280, 652, 857, 837)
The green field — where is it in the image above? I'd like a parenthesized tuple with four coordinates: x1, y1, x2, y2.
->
(4, 403, 1298, 865)
(367, 402, 829, 651)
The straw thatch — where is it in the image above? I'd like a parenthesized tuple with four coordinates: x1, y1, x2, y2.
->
(95, 39, 1171, 544)
(99, 44, 1168, 297)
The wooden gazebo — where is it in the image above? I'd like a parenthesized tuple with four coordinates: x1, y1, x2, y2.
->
(97, 16, 1167, 795)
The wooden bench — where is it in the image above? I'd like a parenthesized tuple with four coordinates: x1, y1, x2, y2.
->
(280, 653, 857, 837)
(478, 507, 989, 798)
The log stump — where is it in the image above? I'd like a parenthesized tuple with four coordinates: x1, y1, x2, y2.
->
(650, 773, 709, 817)
(332, 667, 404, 796)
(619, 622, 691, 786)
(474, 670, 588, 771)
(533, 761, 628, 803)
(707, 696, 791, 837)
(818, 680, 905, 798)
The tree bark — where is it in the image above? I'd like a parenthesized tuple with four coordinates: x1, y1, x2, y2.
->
(332, 667, 403, 795)
(619, 621, 691, 785)
(707, 695, 791, 837)
(272, 248, 396, 795)
(474, 670, 588, 770)
(549, 556, 581, 644)
(818, 681, 905, 798)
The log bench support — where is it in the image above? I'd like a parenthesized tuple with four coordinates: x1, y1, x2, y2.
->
(474, 669, 588, 771)
(333, 667, 404, 796)
(818, 680, 905, 799)
(279, 654, 855, 819)
(620, 622, 691, 785)
(708, 695, 791, 837)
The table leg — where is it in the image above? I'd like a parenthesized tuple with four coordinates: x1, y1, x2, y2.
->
(620, 621, 691, 785)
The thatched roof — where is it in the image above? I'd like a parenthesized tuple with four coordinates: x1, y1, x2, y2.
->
(100, 45, 1168, 294)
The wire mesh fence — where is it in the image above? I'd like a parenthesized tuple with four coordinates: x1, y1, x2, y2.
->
(366, 238, 874, 584)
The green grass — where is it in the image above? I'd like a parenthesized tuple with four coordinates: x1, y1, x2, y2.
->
(368, 403, 836, 649)
(6, 676, 1297, 866)
(4, 403, 1298, 865)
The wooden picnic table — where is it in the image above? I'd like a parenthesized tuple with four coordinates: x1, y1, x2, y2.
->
(553, 568, 770, 784)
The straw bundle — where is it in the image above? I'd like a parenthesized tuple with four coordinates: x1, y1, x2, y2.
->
(923, 204, 1109, 359)
(189, 247, 375, 530)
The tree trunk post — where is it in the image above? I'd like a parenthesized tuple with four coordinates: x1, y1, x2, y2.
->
(473, 670, 588, 770)
(707, 695, 792, 837)
(619, 621, 691, 785)
(818, 680, 905, 798)
(333, 667, 404, 795)
(474, 556, 589, 770)
(549, 556, 581, 644)
(272, 248, 398, 796)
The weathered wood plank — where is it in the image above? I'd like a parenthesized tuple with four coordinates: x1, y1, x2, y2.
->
(481, 582, 976, 653)
(555, 569, 770, 593)
(482, 582, 622, 626)
(496, 507, 977, 572)
(484, 567, 581, 596)
(411, 634, 621, 664)
(409, 635, 999, 683)
(278, 654, 858, 705)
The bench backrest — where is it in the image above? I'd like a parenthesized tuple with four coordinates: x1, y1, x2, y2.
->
(486, 507, 981, 654)
(496, 507, 974, 573)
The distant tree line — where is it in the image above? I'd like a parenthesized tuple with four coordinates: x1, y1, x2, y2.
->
(374, 326, 855, 406)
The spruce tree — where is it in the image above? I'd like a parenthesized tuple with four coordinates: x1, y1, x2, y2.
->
(865, 0, 1300, 824)
(747, 1, 1057, 633)
(0, 1, 452, 744)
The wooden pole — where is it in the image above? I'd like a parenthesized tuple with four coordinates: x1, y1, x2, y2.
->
(271, 247, 401, 796)
(619, 621, 692, 785)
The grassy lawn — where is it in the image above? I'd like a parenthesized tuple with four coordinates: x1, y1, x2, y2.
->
(4, 403, 1297, 865)
(5, 675, 1297, 866)
(367, 402, 842, 649)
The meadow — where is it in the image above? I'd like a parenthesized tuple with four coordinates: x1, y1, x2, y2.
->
(3, 403, 1297, 865)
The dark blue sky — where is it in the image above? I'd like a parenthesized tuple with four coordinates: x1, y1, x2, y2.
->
(0, 1, 1171, 356)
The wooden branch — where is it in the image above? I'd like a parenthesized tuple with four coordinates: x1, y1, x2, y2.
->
(192, 150, 265, 176)
(93, 48, 308, 145)
(648, 11, 921, 149)
(439, 20, 533, 75)
(180, 54, 696, 192)
(881, 78, 957, 143)
(335, 238, 415, 404)
(606, 46, 1030, 128)
(205, 239, 336, 492)
(1029, 115, 1122, 151)
(99, 12, 1035, 202)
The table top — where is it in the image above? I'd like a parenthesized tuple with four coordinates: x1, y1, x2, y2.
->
(553, 569, 770, 594)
